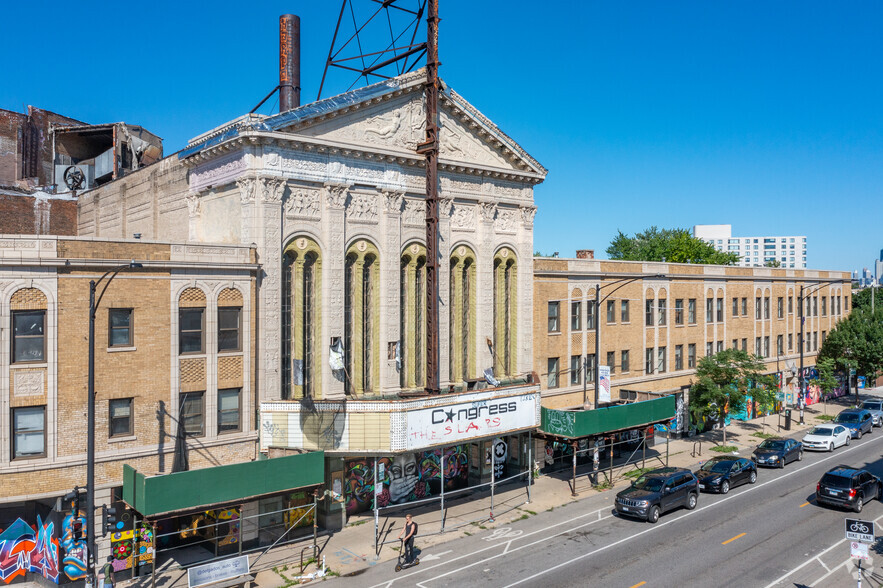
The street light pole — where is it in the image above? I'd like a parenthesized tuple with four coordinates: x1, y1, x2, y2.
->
(86, 261, 142, 584)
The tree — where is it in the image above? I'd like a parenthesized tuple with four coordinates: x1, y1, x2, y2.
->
(689, 349, 769, 445)
(809, 357, 840, 412)
(851, 287, 880, 311)
(764, 260, 782, 268)
(818, 305, 883, 386)
(606, 226, 740, 265)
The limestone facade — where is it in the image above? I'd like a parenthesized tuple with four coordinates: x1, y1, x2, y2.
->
(78, 71, 547, 403)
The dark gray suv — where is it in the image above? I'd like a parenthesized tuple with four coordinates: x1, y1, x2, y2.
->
(615, 467, 699, 523)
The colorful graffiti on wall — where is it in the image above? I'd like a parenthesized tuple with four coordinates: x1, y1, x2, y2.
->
(0, 516, 60, 584)
(284, 492, 314, 530)
(59, 511, 87, 581)
(345, 445, 469, 515)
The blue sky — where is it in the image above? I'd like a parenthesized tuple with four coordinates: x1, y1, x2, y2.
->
(2, 1, 880, 273)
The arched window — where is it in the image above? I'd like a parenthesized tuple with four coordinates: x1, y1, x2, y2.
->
(493, 248, 517, 378)
(282, 236, 322, 399)
(400, 243, 427, 390)
(450, 244, 477, 383)
(345, 239, 380, 395)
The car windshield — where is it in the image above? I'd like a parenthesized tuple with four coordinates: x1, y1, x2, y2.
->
(836, 413, 860, 423)
(862, 402, 882, 411)
(632, 476, 665, 491)
(759, 440, 786, 450)
(808, 427, 834, 436)
(700, 460, 734, 473)
(820, 473, 852, 488)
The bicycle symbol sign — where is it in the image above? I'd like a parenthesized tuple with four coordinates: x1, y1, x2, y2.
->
(845, 518, 875, 543)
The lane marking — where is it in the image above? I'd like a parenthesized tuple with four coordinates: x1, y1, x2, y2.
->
(629, 582, 647, 588)
(382, 434, 882, 588)
(722, 532, 747, 545)
(763, 510, 883, 587)
(816, 556, 830, 572)
(799, 502, 810, 508)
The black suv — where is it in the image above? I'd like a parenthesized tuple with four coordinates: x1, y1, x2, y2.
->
(816, 465, 882, 513)
(615, 467, 699, 523)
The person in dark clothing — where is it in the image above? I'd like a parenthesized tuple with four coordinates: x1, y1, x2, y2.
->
(398, 514, 418, 564)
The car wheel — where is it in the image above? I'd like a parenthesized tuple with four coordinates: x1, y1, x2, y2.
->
(798, 450, 804, 462)
(846, 436, 851, 446)
(647, 505, 660, 524)
(828, 443, 834, 452)
(721, 481, 730, 494)
(779, 457, 786, 469)
(686, 493, 698, 510)
(854, 496, 864, 513)
(859, 430, 864, 439)
(749, 470, 757, 484)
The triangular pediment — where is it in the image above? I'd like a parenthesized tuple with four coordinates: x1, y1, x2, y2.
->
(275, 88, 541, 174)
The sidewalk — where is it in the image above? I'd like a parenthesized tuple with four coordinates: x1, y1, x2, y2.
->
(126, 387, 882, 588)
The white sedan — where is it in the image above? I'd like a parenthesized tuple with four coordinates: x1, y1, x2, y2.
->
(802, 424, 851, 452)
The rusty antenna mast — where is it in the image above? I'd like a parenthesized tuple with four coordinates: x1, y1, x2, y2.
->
(320, 0, 441, 395)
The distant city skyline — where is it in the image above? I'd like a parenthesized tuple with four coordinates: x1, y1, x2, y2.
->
(1, 1, 880, 272)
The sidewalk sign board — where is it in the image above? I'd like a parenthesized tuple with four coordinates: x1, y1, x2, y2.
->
(187, 555, 250, 588)
(851, 541, 870, 561)
(846, 518, 875, 543)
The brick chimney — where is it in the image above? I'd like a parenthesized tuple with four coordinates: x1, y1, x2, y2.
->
(576, 249, 594, 259)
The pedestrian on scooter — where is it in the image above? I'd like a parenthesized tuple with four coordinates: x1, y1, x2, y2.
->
(398, 513, 418, 565)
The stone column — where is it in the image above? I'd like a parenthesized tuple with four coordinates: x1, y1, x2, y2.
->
(518, 205, 536, 375)
(438, 197, 454, 386)
(479, 202, 497, 378)
(323, 183, 348, 399)
(382, 190, 404, 392)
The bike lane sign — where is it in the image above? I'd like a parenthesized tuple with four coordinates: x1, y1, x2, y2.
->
(846, 519, 875, 543)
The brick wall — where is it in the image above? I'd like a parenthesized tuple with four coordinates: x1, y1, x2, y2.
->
(0, 193, 78, 235)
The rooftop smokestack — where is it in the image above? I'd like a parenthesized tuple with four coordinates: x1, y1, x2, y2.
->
(279, 14, 301, 112)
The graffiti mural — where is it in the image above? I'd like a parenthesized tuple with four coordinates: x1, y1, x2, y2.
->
(108, 503, 155, 573)
(284, 492, 314, 530)
(0, 516, 60, 584)
(59, 510, 87, 581)
(344, 446, 469, 515)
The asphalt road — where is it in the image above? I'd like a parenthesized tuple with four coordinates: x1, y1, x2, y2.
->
(326, 427, 883, 588)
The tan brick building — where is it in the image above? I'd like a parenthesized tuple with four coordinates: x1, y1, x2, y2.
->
(0, 236, 257, 558)
(533, 256, 851, 431)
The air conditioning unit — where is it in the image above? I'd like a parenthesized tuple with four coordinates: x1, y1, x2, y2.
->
(55, 164, 95, 193)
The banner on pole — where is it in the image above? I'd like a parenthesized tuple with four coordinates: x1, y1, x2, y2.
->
(598, 366, 611, 403)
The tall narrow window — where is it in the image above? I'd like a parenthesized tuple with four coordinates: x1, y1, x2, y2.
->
(658, 299, 667, 326)
(282, 237, 322, 399)
(688, 299, 696, 324)
(108, 309, 133, 347)
(741, 338, 747, 352)
(645, 299, 655, 326)
(570, 355, 582, 385)
(607, 300, 616, 324)
(707, 342, 714, 356)
(788, 295, 793, 314)
(493, 249, 516, 379)
(777, 335, 783, 355)
(12, 406, 45, 459)
(548, 302, 560, 332)
(586, 301, 596, 329)
(606, 351, 616, 374)
(621, 300, 630, 323)
(548, 358, 560, 389)
(109, 398, 133, 438)
(621, 350, 630, 372)
(764, 336, 770, 357)
(687, 344, 696, 368)
(450, 245, 476, 383)
(586, 354, 596, 382)
(12, 310, 46, 363)
(675, 345, 683, 370)
(571, 301, 582, 331)
(218, 307, 241, 352)
(788, 334, 793, 351)
(716, 298, 723, 322)
(675, 299, 684, 325)
(402, 244, 428, 389)
(741, 297, 747, 316)
(657, 346, 667, 373)
(777, 297, 784, 319)
(706, 298, 714, 323)
(645, 348, 654, 374)
(179, 308, 204, 354)
(732, 297, 738, 317)
(218, 388, 241, 434)
(764, 297, 770, 319)
(755, 297, 761, 320)
(821, 296, 827, 316)
(346, 240, 380, 394)
(179, 391, 205, 437)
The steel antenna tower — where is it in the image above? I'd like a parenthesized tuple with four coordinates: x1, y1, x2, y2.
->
(320, 0, 442, 395)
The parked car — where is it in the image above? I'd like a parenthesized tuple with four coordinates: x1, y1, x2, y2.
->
(860, 399, 883, 427)
(802, 424, 851, 451)
(752, 438, 803, 468)
(816, 465, 882, 513)
(834, 409, 874, 438)
(694, 456, 757, 494)
(614, 467, 699, 523)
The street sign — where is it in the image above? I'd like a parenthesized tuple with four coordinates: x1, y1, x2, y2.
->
(846, 518, 875, 543)
(850, 368, 857, 377)
(851, 541, 870, 561)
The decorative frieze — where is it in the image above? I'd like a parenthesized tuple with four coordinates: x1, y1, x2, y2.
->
(450, 204, 475, 230)
(284, 187, 322, 218)
(479, 202, 497, 223)
(347, 192, 379, 223)
(382, 189, 405, 214)
(324, 183, 349, 209)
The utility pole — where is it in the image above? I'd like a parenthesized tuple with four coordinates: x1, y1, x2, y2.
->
(419, 0, 441, 394)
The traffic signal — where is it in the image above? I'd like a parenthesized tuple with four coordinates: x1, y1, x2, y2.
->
(101, 504, 118, 537)
(62, 486, 80, 514)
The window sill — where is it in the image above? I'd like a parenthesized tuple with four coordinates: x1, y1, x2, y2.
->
(10, 362, 48, 369)
(218, 351, 243, 357)
(548, 332, 562, 336)
(108, 435, 137, 444)
(107, 346, 136, 353)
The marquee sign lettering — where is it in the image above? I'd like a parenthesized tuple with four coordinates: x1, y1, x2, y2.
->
(405, 393, 539, 450)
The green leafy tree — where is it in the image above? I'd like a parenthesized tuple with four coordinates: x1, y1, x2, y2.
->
(851, 287, 880, 311)
(818, 305, 883, 387)
(764, 260, 782, 268)
(606, 226, 740, 265)
(689, 349, 769, 445)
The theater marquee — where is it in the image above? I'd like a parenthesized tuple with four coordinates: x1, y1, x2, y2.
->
(405, 393, 540, 450)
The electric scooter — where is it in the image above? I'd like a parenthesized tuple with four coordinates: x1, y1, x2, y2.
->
(394, 538, 419, 572)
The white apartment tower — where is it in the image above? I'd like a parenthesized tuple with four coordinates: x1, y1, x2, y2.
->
(693, 224, 807, 269)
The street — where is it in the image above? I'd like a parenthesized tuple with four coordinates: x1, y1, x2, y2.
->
(325, 429, 883, 587)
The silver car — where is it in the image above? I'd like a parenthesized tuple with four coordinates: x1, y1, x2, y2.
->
(860, 399, 883, 427)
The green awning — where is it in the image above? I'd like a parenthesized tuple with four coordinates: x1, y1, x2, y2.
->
(541, 396, 676, 439)
(123, 451, 325, 516)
